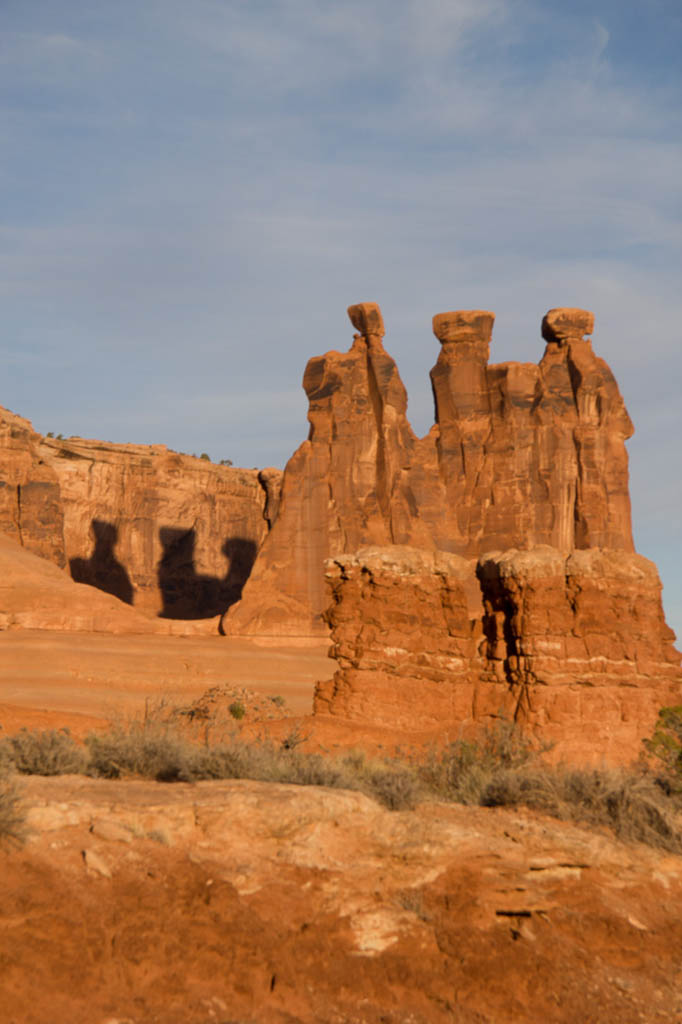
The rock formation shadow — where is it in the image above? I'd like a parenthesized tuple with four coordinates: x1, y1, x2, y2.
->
(69, 519, 134, 605)
(157, 527, 257, 620)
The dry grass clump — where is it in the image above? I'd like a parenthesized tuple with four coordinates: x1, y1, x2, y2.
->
(1, 727, 88, 776)
(0, 757, 25, 847)
(480, 766, 682, 852)
(83, 716, 419, 809)
(0, 779, 24, 846)
(417, 719, 682, 852)
(2, 710, 681, 850)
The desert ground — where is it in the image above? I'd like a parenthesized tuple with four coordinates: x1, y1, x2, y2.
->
(0, 629, 332, 736)
(3, 625, 682, 1024)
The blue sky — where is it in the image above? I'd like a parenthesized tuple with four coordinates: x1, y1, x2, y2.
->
(2, 1, 681, 639)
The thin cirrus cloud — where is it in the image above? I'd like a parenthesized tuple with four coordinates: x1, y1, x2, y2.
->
(0, 0, 680, 636)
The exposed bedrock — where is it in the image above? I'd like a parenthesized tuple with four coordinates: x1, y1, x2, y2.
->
(224, 302, 434, 636)
(314, 546, 682, 764)
(0, 404, 278, 621)
(228, 301, 636, 636)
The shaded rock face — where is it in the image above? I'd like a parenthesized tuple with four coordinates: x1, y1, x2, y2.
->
(228, 302, 635, 636)
(0, 406, 277, 620)
(315, 546, 682, 764)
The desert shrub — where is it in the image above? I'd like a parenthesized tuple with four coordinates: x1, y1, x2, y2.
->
(0, 775, 25, 846)
(1, 728, 88, 776)
(643, 706, 682, 786)
(418, 718, 537, 804)
(228, 701, 246, 720)
(85, 719, 207, 781)
(82, 719, 418, 809)
(477, 764, 682, 851)
(200, 452, 211, 461)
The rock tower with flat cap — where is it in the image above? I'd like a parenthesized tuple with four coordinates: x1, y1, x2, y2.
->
(227, 300, 638, 637)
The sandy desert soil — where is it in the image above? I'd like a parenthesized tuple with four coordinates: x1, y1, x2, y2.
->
(0, 629, 333, 736)
(3, 774, 682, 1024)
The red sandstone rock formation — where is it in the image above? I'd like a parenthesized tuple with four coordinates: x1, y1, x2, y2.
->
(313, 546, 487, 728)
(0, 405, 276, 620)
(0, 406, 65, 567)
(477, 546, 682, 762)
(228, 302, 636, 636)
(224, 303, 433, 636)
(314, 545, 682, 764)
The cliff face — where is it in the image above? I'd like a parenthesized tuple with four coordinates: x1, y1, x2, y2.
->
(0, 407, 65, 568)
(314, 546, 682, 764)
(0, 405, 276, 620)
(224, 304, 433, 636)
(228, 302, 635, 636)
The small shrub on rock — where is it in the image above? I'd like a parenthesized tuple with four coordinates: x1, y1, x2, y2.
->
(643, 705, 682, 786)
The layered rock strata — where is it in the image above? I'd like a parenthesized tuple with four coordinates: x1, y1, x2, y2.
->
(313, 547, 491, 728)
(228, 302, 636, 636)
(314, 546, 682, 764)
(0, 405, 277, 620)
(0, 407, 65, 567)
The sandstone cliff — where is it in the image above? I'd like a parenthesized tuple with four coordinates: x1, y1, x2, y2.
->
(0, 404, 278, 621)
(314, 545, 682, 764)
(0, 406, 65, 567)
(227, 302, 636, 636)
(224, 303, 433, 636)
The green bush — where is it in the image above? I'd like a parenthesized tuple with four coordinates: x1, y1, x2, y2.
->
(228, 701, 246, 720)
(643, 705, 682, 785)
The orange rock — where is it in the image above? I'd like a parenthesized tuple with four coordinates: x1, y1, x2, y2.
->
(229, 303, 637, 637)
(315, 544, 682, 764)
(224, 303, 433, 636)
(0, 404, 275, 621)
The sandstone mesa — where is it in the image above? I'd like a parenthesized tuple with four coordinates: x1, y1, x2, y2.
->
(1, 302, 681, 763)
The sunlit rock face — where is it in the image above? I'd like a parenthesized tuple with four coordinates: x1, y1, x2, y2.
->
(227, 302, 635, 637)
(0, 404, 274, 620)
(314, 544, 682, 765)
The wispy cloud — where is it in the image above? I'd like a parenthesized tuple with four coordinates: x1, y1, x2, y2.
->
(1, 0, 680, 634)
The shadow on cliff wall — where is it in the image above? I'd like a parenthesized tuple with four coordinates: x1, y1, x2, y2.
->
(69, 519, 134, 605)
(157, 527, 257, 620)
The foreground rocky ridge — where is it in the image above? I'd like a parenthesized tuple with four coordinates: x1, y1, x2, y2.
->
(3, 774, 682, 1024)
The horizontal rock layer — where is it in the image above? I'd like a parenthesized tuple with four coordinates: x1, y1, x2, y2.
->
(314, 546, 682, 764)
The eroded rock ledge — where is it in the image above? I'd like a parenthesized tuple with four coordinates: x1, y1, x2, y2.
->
(314, 545, 682, 764)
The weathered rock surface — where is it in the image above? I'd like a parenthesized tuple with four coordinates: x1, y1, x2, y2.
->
(314, 546, 487, 728)
(0, 406, 65, 567)
(314, 545, 682, 764)
(224, 303, 433, 636)
(4, 773, 682, 1023)
(477, 546, 682, 762)
(228, 303, 636, 637)
(0, 403, 277, 621)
